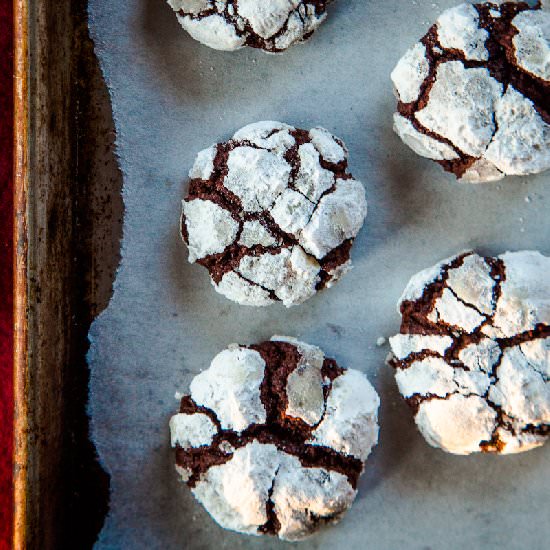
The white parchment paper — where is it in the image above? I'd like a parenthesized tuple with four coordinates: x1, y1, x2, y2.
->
(87, 1, 550, 548)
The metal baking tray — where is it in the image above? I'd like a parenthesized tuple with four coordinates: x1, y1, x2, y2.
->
(13, 1, 119, 547)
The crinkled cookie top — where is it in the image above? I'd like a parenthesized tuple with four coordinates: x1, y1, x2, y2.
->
(169, 336, 380, 541)
(389, 250, 550, 455)
(391, 2, 550, 182)
(181, 121, 367, 307)
(167, 0, 331, 52)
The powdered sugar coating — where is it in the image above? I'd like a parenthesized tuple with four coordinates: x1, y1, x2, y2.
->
(427, 287, 486, 332)
(270, 188, 314, 235)
(521, 338, 550, 378)
(391, 43, 431, 104)
(179, 13, 245, 50)
(488, 250, 550, 338)
(294, 143, 335, 202)
(190, 346, 267, 432)
(238, 220, 278, 248)
(459, 158, 506, 184)
(192, 442, 281, 535)
(392, 114, 459, 162)
(224, 147, 291, 212)
(215, 271, 274, 306)
(395, 357, 457, 398)
(416, 395, 497, 455)
(279, 336, 326, 426)
(166, 0, 330, 52)
(389, 250, 550, 455)
(398, 252, 463, 304)
(308, 127, 347, 164)
(285, 363, 325, 426)
(300, 178, 367, 260)
(189, 144, 216, 180)
(170, 338, 380, 540)
(272, 461, 356, 541)
(235, 247, 320, 307)
(271, 335, 325, 368)
(169, 413, 217, 448)
(415, 62, 503, 158)
(182, 199, 239, 263)
(436, 3, 489, 61)
(392, 2, 550, 182)
(309, 369, 380, 461)
(445, 253, 495, 314)
(458, 338, 501, 373)
(182, 121, 367, 307)
(488, 346, 549, 427)
(232, 120, 296, 152)
(512, 9, 550, 81)
(484, 87, 550, 177)
(389, 334, 453, 360)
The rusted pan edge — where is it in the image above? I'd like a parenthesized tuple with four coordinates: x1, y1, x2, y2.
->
(13, 0, 29, 547)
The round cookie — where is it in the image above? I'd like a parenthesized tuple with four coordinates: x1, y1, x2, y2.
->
(391, 2, 550, 183)
(166, 0, 332, 52)
(388, 250, 550, 455)
(169, 336, 380, 541)
(181, 121, 367, 307)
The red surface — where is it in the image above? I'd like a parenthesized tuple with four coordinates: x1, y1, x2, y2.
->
(0, 0, 13, 547)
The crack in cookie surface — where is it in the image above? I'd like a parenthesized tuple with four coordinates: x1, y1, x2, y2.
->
(181, 121, 367, 307)
(169, 337, 379, 541)
(392, 2, 550, 182)
(389, 250, 550, 455)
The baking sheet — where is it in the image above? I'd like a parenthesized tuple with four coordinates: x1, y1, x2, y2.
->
(87, 1, 550, 548)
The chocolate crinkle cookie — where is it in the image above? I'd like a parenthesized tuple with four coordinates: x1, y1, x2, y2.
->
(391, 2, 550, 183)
(181, 121, 367, 307)
(169, 336, 380, 541)
(388, 250, 550, 455)
(166, 0, 331, 52)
